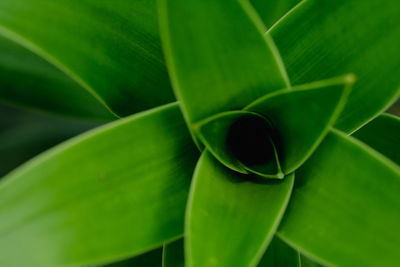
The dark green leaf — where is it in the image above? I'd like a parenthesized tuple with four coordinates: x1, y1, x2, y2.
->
(353, 114, 400, 165)
(101, 247, 163, 267)
(277, 130, 400, 266)
(0, 103, 198, 266)
(257, 237, 300, 267)
(251, 0, 302, 29)
(195, 111, 283, 178)
(158, 0, 290, 127)
(0, 103, 98, 177)
(0, 0, 173, 117)
(186, 151, 294, 267)
(245, 75, 353, 174)
(0, 35, 116, 120)
(271, 0, 400, 133)
(163, 239, 184, 267)
(299, 254, 322, 267)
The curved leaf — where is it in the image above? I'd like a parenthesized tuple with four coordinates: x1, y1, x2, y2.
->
(257, 237, 300, 267)
(251, 0, 302, 28)
(0, 103, 198, 266)
(0, 34, 116, 120)
(277, 130, 400, 266)
(158, 0, 290, 127)
(246, 75, 353, 173)
(186, 151, 294, 267)
(0, 103, 98, 177)
(0, 0, 173, 117)
(353, 114, 400, 165)
(195, 111, 283, 178)
(270, 0, 400, 133)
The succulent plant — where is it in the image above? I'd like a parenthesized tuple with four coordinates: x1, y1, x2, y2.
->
(0, 0, 399, 266)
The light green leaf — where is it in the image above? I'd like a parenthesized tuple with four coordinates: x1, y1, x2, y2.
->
(102, 247, 163, 267)
(270, 0, 400, 133)
(277, 130, 400, 266)
(186, 151, 294, 267)
(163, 239, 184, 267)
(0, 0, 174, 117)
(0, 103, 98, 177)
(0, 103, 198, 266)
(158, 0, 290, 126)
(251, 0, 302, 29)
(245, 75, 353, 174)
(353, 113, 400, 165)
(195, 111, 283, 178)
(257, 237, 300, 267)
(0, 34, 115, 120)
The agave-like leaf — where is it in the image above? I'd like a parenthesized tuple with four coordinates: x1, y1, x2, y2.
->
(245, 75, 353, 173)
(0, 36, 116, 120)
(270, 0, 400, 133)
(0, 103, 98, 176)
(277, 130, 400, 266)
(158, 0, 290, 129)
(186, 151, 294, 267)
(0, 0, 173, 117)
(353, 113, 400, 165)
(0, 103, 198, 266)
(102, 247, 163, 267)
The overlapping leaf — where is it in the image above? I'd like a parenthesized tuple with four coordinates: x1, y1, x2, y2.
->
(251, 0, 302, 28)
(0, 0, 173, 118)
(257, 237, 300, 267)
(277, 130, 400, 266)
(0, 103, 198, 266)
(186, 151, 294, 267)
(270, 0, 400, 133)
(158, 0, 290, 128)
(163, 239, 185, 267)
(353, 114, 400, 165)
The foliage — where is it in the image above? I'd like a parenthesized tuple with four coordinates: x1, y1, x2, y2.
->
(0, 0, 399, 266)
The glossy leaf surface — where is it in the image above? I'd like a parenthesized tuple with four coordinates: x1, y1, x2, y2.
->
(0, 103, 198, 266)
(0, 0, 173, 117)
(277, 130, 400, 266)
(271, 0, 400, 133)
(163, 239, 184, 267)
(0, 34, 115, 120)
(186, 151, 294, 267)
(195, 111, 282, 178)
(353, 114, 400, 165)
(257, 237, 300, 267)
(159, 0, 289, 125)
(246, 75, 353, 173)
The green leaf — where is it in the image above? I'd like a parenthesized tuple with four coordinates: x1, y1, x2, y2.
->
(277, 130, 400, 266)
(163, 239, 184, 267)
(245, 75, 354, 174)
(0, 103, 98, 177)
(0, 103, 198, 266)
(270, 0, 400, 133)
(102, 247, 163, 267)
(251, 0, 302, 29)
(257, 237, 300, 267)
(186, 151, 294, 267)
(0, 0, 174, 117)
(0, 34, 116, 120)
(353, 114, 400, 165)
(299, 254, 322, 267)
(195, 111, 283, 178)
(158, 0, 290, 126)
